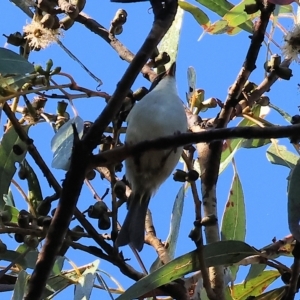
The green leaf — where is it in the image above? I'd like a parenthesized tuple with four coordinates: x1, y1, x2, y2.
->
(266, 142, 298, 169)
(0, 48, 34, 75)
(0, 74, 37, 92)
(116, 241, 257, 300)
(233, 270, 280, 299)
(221, 166, 245, 242)
(52, 256, 65, 275)
(287, 159, 300, 241)
(220, 139, 243, 174)
(220, 105, 263, 173)
(42, 264, 92, 299)
(244, 264, 266, 286)
(23, 159, 43, 212)
(4, 204, 19, 223)
(195, 0, 253, 32)
(223, 0, 258, 28)
(51, 116, 84, 170)
(74, 260, 100, 300)
(179, 1, 210, 28)
(206, 20, 229, 34)
(221, 165, 245, 280)
(241, 135, 271, 148)
(150, 185, 186, 272)
(253, 286, 286, 299)
(3, 189, 15, 206)
(12, 270, 29, 300)
(0, 125, 29, 209)
(196, 0, 233, 15)
(0, 249, 38, 269)
(277, 4, 293, 14)
(269, 103, 292, 123)
(158, 4, 184, 71)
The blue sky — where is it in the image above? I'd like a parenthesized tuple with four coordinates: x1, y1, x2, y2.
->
(1, 0, 300, 299)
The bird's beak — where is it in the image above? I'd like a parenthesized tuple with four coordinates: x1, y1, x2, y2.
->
(166, 62, 176, 77)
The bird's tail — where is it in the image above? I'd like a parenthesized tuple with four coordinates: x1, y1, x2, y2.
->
(116, 193, 150, 252)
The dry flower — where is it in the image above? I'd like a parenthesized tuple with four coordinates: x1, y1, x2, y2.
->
(282, 25, 300, 62)
(23, 19, 62, 50)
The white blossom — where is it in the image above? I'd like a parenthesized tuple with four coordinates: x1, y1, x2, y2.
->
(282, 25, 300, 62)
(23, 20, 62, 50)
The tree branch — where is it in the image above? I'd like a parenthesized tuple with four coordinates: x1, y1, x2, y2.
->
(195, 2, 276, 298)
(90, 123, 300, 168)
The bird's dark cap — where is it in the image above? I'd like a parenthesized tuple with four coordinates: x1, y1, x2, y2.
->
(165, 62, 176, 77)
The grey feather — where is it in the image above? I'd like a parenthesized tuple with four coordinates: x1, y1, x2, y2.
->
(116, 193, 150, 251)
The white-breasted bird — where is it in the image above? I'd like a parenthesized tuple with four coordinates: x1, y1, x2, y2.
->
(115, 62, 187, 251)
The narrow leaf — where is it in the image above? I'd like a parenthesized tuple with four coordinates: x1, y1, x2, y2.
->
(4, 204, 19, 223)
(11, 270, 29, 300)
(287, 159, 300, 241)
(253, 286, 286, 299)
(150, 185, 186, 272)
(116, 241, 257, 300)
(0, 48, 34, 75)
(223, 0, 259, 28)
(221, 166, 246, 242)
(233, 270, 280, 299)
(269, 103, 292, 123)
(266, 142, 298, 169)
(220, 105, 263, 173)
(0, 126, 29, 209)
(51, 116, 84, 171)
(23, 159, 43, 211)
(244, 264, 266, 286)
(196, 0, 253, 32)
(158, 4, 184, 71)
(221, 165, 245, 280)
(179, 1, 210, 29)
(74, 260, 100, 300)
(43, 265, 92, 298)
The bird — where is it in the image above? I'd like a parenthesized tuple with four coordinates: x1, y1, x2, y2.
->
(115, 62, 187, 251)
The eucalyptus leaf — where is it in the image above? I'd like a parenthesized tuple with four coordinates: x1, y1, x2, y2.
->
(0, 48, 34, 75)
(22, 159, 43, 211)
(0, 74, 37, 92)
(0, 249, 38, 269)
(116, 241, 257, 300)
(150, 185, 186, 272)
(157, 4, 184, 71)
(0, 125, 29, 209)
(233, 270, 280, 299)
(244, 264, 266, 287)
(51, 116, 84, 170)
(195, 0, 253, 33)
(287, 159, 300, 241)
(266, 142, 298, 169)
(221, 165, 245, 280)
(253, 286, 286, 299)
(74, 260, 100, 300)
(179, 1, 210, 28)
(11, 270, 29, 300)
(223, 0, 258, 27)
(269, 103, 292, 123)
(3, 204, 19, 223)
(42, 264, 93, 299)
